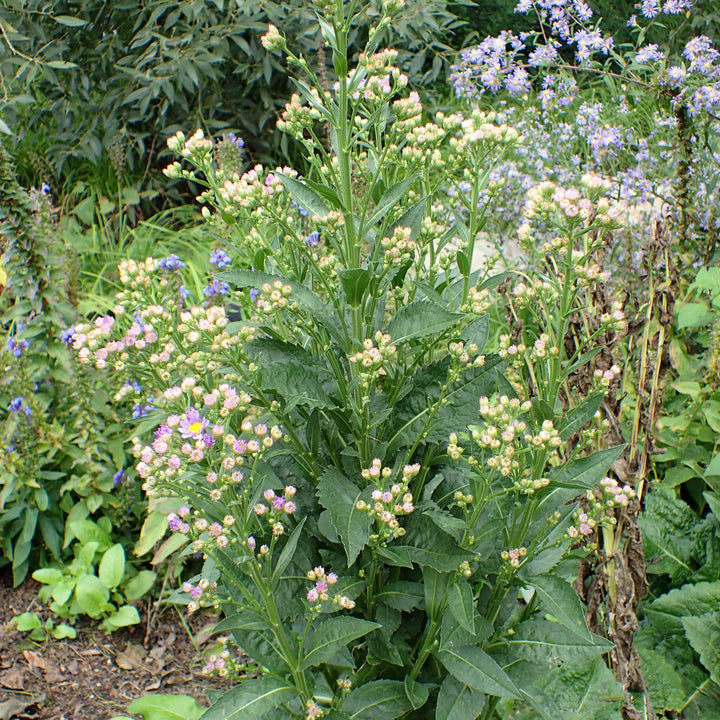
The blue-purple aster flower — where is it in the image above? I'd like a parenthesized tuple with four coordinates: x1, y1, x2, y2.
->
(226, 132, 245, 149)
(203, 279, 230, 297)
(59, 325, 76, 345)
(113, 469, 126, 485)
(305, 231, 320, 246)
(179, 407, 209, 439)
(209, 249, 232, 268)
(158, 254, 185, 270)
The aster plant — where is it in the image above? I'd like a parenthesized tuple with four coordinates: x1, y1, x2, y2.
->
(72, 1, 634, 718)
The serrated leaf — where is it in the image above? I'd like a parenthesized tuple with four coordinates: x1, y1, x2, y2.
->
(277, 174, 330, 218)
(682, 611, 720, 684)
(200, 677, 294, 720)
(387, 301, 463, 344)
(435, 676, 485, 720)
(128, 693, 203, 720)
(527, 575, 594, 640)
(550, 446, 624, 490)
(440, 646, 521, 699)
(449, 581, 475, 634)
(317, 468, 370, 566)
(376, 581, 425, 612)
(558, 394, 604, 440)
(99, 543, 125, 589)
(302, 617, 380, 668)
(342, 679, 412, 720)
(505, 619, 614, 664)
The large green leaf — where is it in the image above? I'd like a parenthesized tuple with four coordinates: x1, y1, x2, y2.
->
(448, 581, 476, 635)
(272, 517, 306, 583)
(128, 694, 203, 720)
(439, 646, 522, 699)
(317, 468, 371, 566)
(400, 514, 475, 571)
(645, 581, 720, 633)
(376, 581, 425, 612)
(435, 676, 486, 720)
(558, 394, 604, 440)
(74, 575, 110, 617)
(302, 617, 380, 669)
(424, 566, 454, 622)
(527, 575, 595, 640)
(387, 301, 464, 344)
(200, 677, 294, 720)
(277, 173, 331, 217)
(682, 611, 720, 684)
(98, 543, 125, 589)
(638, 491, 697, 582)
(550, 446, 624, 490)
(342, 680, 412, 720)
(526, 657, 624, 720)
(504, 619, 613, 664)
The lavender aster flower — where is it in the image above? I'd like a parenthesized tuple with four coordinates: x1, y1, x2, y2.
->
(158, 254, 185, 270)
(305, 231, 320, 246)
(179, 407, 209, 439)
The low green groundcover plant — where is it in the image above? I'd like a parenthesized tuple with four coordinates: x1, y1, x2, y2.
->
(76, 1, 635, 718)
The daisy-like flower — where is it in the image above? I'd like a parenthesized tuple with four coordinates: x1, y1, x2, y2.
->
(179, 407, 209, 439)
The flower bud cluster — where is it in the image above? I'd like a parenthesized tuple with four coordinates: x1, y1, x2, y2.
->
(497, 334, 527, 365)
(181, 576, 217, 614)
(529, 333, 559, 361)
(461, 286, 492, 315)
(448, 340, 480, 366)
(593, 363, 621, 389)
(305, 566, 355, 610)
(381, 226, 416, 265)
(501, 546, 527, 568)
(166, 129, 212, 164)
(391, 91, 423, 131)
(566, 477, 636, 541)
(511, 279, 559, 307)
(355, 460, 419, 541)
(349, 333, 397, 386)
(512, 475, 551, 495)
(201, 638, 244, 679)
(253, 486, 298, 537)
(254, 280, 294, 315)
(277, 92, 324, 136)
(260, 24, 285, 52)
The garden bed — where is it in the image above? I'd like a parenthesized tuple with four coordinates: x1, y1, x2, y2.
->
(0, 573, 231, 719)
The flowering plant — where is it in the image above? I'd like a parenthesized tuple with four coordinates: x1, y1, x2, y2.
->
(73, 1, 632, 718)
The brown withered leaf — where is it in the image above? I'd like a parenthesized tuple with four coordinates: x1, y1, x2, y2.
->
(0, 666, 24, 691)
(115, 643, 147, 671)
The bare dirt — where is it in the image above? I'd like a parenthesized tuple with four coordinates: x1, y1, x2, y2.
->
(0, 573, 235, 720)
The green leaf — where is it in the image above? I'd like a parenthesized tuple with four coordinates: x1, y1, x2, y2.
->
(105, 605, 141, 628)
(273, 517, 307, 582)
(51, 623, 77, 639)
(376, 581, 425, 612)
(424, 567, 454, 622)
(99, 544, 125, 589)
(70, 519, 112, 551)
(45, 60, 78, 69)
(128, 693, 204, 720)
(375, 546, 414, 568)
(678, 302, 714, 329)
(526, 657, 623, 720)
(387, 301, 463, 344)
(317, 468, 371, 566)
(705, 453, 720, 477)
(404, 677, 429, 710)
(550, 446, 624, 490)
(32, 568, 64, 585)
(302, 617, 380, 668)
(448, 581, 475, 634)
(53, 15, 87, 26)
(124, 570, 156, 602)
(435, 676, 486, 720)
(134, 510, 168, 556)
(74, 575, 110, 617)
(15, 612, 42, 631)
(213, 610, 269, 634)
(339, 268, 372, 307)
(401, 514, 475, 571)
(527, 575, 595, 640)
(439, 646, 522, 699)
(505, 619, 614, 663)
(152, 533, 189, 565)
(0, 118, 12, 135)
(343, 680, 413, 720)
(277, 174, 330, 218)
(366, 176, 417, 229)
(199, 677, 294, 720)
(558, 394, 604, 440)
(682, 611, 720, 683)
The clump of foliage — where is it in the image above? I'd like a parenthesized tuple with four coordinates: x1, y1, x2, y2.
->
(0, 144, 153, 623)
(69, 1, 643, 717)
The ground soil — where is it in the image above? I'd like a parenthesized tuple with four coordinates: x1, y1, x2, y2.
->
(0, 572, 235, 720)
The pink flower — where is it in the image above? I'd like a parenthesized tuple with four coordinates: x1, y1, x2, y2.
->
(179, 407, 209, 439)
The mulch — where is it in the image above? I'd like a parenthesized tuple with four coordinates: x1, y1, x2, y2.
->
(0, 572, 236, 720)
